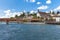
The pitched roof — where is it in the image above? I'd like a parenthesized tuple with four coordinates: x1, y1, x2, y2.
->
(38, 12, 51, 18)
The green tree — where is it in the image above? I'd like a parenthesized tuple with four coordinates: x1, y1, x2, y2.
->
(27, 12, 30, 16)
(57, 11, 60, 14)
(32, 13, 37, 18)
(10, 17, 15, 21)
(52, 11, 55, 14)
(15, 15, 19, 18)
(19, 12, 25, 18)
(10, 17, 14, 19)
(49, 11, 51, 14)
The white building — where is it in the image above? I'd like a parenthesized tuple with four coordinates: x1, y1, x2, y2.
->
(52, 16, 60, 22)
(37, 12, 51, 19)
(37, 13, 41, 17)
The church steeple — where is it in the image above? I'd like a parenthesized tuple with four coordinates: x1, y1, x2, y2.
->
(38, 9, 40, 13)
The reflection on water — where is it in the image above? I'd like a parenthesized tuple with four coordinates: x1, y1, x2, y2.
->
(0, 24, 60, 40)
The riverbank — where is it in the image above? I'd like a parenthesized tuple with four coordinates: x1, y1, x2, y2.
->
(0, 21, 60, 25)
(22, 22, 45, 24)
(0, 21, 45, 24)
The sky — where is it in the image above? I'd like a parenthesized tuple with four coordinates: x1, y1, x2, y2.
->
(0, 0, 60, 18)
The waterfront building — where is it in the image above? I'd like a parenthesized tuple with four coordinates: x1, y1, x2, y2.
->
(37, 12, 51, 21)
(51, 15, 60, 22)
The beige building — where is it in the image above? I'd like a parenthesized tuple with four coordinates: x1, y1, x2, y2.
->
(51, 16, 60, 22)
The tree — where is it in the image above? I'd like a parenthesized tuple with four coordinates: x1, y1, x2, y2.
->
(57, 11, 60, 14)
(10, 17, 14, 19)
(15, 15, 19, 18)
(49, 11, 51, 14)
(32, 13, 36, 16)
(27, 12, 30, 16)
(52, 11, 55, 14)
(19, 12, 25, 18)
(10, 17, 15, 21)
(32, 13, 37, 18)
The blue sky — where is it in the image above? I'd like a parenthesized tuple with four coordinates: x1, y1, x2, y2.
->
(0, 0, 60, 18)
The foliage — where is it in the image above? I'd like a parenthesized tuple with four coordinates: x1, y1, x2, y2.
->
(10, 17, 15, 20)
(57, 11, 60, 14)
(52, 11, 55, 14)
(10, 17, 14, 19)
(49, 11, 51, 14)
(19, 12, 25, 18)
(15, 15, 19, 18)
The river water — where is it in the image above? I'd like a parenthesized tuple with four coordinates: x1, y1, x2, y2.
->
(0, 23, 60, 40)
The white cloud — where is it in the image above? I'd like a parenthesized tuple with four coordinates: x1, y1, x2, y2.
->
(30, 10, 34, 13)
(46, 0, 51, 4)
(2, 10, 22, 18)
(30, 10, 37, 14)
(46, 11, 49, 13)
(54, 6, 60, 11)
(30, 0, 35, 2)
(50, 10, 53, 12)
(49, 6, 60, 13)
(25, 0, 35, 2)
(23, 10, 26, 12)
(4, 10, 10, 16)
(10, 12, 21, 17)
(37, 2, 41, 5)
(0, 16, 6, 18)
(25, 0, 29, 2)
(4, 10, 11, 18)
(37, 5, 48, 10)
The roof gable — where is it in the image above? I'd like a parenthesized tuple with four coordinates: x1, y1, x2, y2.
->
(38, 12, 51, 18)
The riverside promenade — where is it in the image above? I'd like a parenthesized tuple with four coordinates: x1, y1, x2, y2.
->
(0, 18, 45, 24)
(0, 18, 23, 24)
